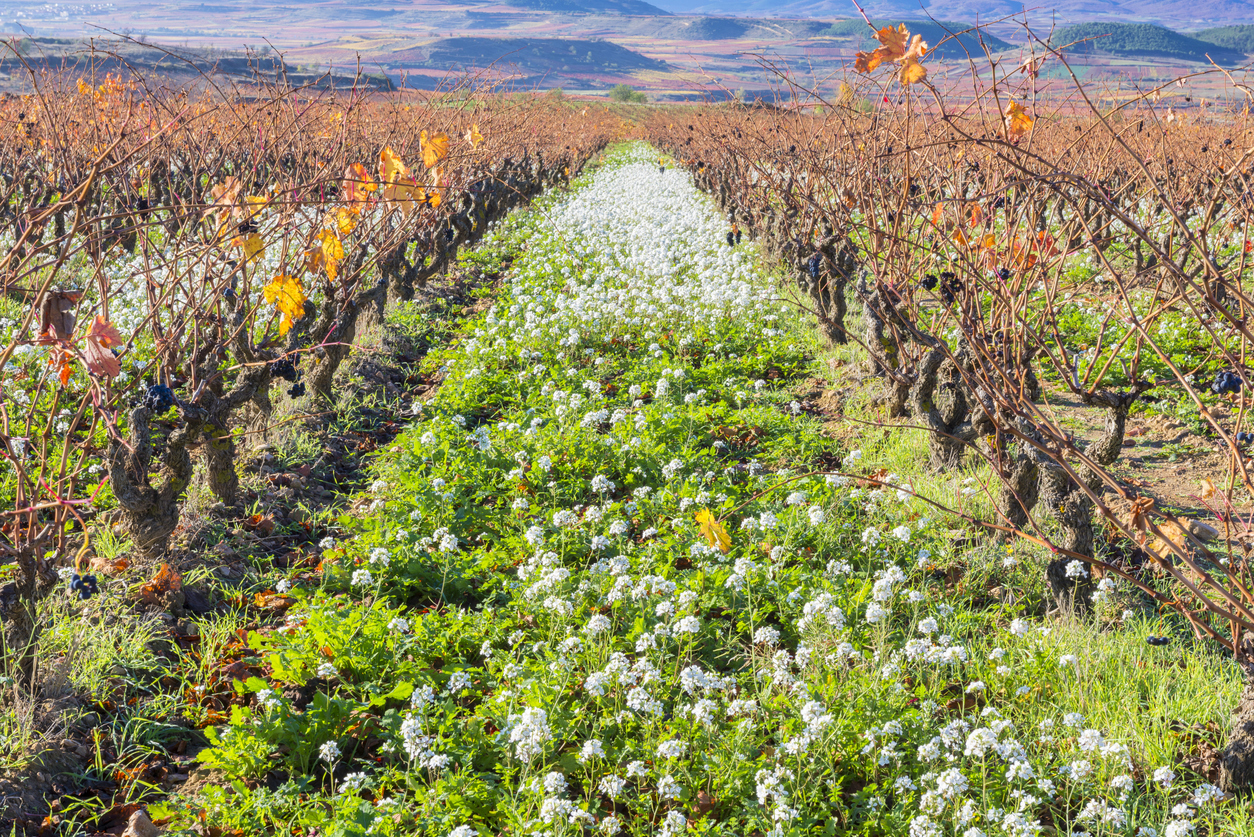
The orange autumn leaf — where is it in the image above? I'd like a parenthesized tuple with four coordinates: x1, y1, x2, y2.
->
(342, 162, 376, 204)
(138, 562, 182, 605)
(855, 24, 927, 84)
(1008, 238, 1039, 271)
(383, 177, 440, 214)
(254, 591, 295, 611)
(84, 315, 123, 378)
(50, 348, 75, 386)
(1004, 100, 1034, 143)
(465, 123, 484, 148)
(870, 24, 909, 61)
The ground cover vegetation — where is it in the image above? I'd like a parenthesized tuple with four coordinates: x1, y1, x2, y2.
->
(8, 19, 1254, 837)
(647, 16, 1254, 828)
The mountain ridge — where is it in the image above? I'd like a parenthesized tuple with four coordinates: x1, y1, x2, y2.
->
(655, 0, 1254, 30)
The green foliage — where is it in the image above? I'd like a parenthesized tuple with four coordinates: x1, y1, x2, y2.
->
(608, 83, 648, 104)
(1192, 24, 1254, 54)
(1052, 22, 1244, 63)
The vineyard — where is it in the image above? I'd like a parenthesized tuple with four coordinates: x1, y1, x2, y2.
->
(7, 23, 1254, 837)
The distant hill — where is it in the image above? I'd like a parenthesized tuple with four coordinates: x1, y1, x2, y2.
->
(505, 0, 671, 14)
(1192, 24, 1254, 54)
(396, 37, 669, 73)
(1052, 22, 1245, 63)
(669, 16, 749, 38)
(0, 37, 395, 92)
(654, 0, 1254, 31)
(820, 19, 1012, 57)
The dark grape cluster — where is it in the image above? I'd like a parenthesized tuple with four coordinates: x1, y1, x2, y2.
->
(270, 358, 299, 382)
(1212, 371, 1242, 395)
(1237, 432, 1254, 445)
(997, 268, 1011, 282)
(142, 384, 176, 412)
(726, 231, 735, 247)
(1146, 635, 1170, 646)
(68, 573, 99, 600)
(445, 227, 456, 244)
(806, 253, 822, 280)
(923, 272, 961, 303)
(270, 357, 305, 397)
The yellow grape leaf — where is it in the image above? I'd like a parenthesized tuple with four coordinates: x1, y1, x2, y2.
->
(899, 58, 927, 85)
(333, 206, 357, 236)
(304, 229, 344, 281)
(420, 130, 450, 168)
(695, 508, 731, 554)
(382, 177, 440, 214)
(244, 194, 269, 215)
(1200, 478, 1217, 500)
(465, 123, 484, 148)
(378, 147, 409, 183)
(233, 232, 265, 262)
(320, 230, 344, 280)
(899, 34, 928, 84)
(1004, 100, 1034, 143)
(263, 275, 306, 335)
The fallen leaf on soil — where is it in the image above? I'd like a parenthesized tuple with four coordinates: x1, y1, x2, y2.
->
(944, 693, 984, 713)
(695, 790, 718, 820)
(91, 554, 130, 575)
(137, 563, 182, 605)
(246, 514, 275, 535)
(253, 591, 296, 611)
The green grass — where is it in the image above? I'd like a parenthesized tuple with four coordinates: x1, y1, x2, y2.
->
(150, 143, 1251, 837)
